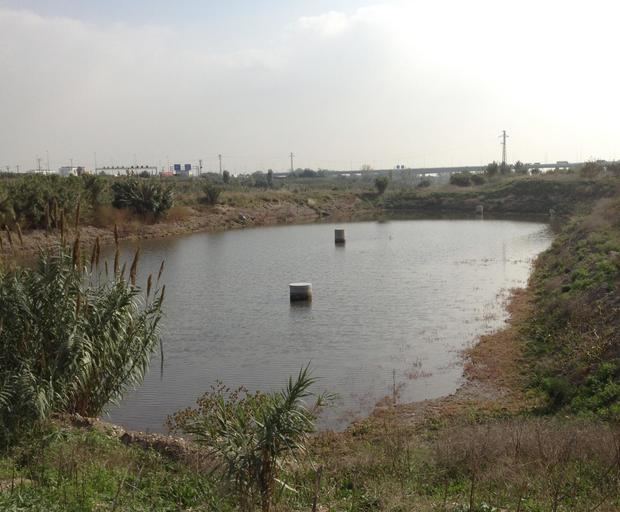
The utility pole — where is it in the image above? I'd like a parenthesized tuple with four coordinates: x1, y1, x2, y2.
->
(290, 152, 295, 173)
(218, 154, 222, 175)
(499, 130, 508, 167)
(46, 150, 50, 172)
(94, 152, 97, 173)
(37, 157, 42, 173)
(199, 159, 203, 176)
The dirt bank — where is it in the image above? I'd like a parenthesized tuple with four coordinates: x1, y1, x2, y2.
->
(350, 287, 537, 435)
(2, 195, 376, 258)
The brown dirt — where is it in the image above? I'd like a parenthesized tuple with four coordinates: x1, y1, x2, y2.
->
(1, 197, 376, 259)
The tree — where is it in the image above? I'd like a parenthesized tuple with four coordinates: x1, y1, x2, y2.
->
(374, 176, 389, 195)
(222, 170, 230, 184)
(514, 161, 526, 175)
(361, 164, 373, 172)
(266, 169, 273, 187)
(168, 366, 331, 512)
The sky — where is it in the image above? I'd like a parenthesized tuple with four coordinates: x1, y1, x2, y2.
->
(1, 0, 619, 173)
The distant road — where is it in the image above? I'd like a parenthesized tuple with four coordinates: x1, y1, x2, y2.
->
(275, 161, 587, 179)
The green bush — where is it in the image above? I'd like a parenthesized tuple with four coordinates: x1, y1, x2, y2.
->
(0, 245, 165, 445)
(202, 183, 222, 205)
(374, 176, 389, 195)
(470, 174, 486, 185)
(449, 172, 472, 187)
(168, 366, 331, 512)
(111, 179, 174, 216)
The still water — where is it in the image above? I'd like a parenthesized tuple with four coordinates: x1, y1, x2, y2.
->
(104, 217, 552, 432)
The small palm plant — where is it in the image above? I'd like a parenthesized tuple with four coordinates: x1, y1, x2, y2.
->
(168, 366, 331, 512)
(0, 234, 165, 446)
(111, 179, 174, 216)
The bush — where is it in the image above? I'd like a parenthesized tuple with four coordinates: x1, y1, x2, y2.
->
(168, 366, 331, 512)
(374, 176, 389, 195)
(111, 179, 174, 217)
(471, 174, 486, 185)
(202, 183, 222, 205)
(416, 179, 431, 188)
(450, 172, 472, 187)
(580, 162, 604, 178)
(485, 162, 499, 177)
(0, 244, 165, 445)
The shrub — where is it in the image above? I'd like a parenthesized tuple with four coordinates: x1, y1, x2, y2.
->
(168, 366, 331, 512)
(374, 176, 389, 195)
(580, 162, 604, 178)
(470, 174, 486, 185)
(450, 172, 472, 187)
(111, 179, 174, 217)
(485, 162, 499, 177)
(0, 242, 165, 445)
(416, 179, 431, 188)
(202, 183, 222, 205)
(222, 170, 231, 184)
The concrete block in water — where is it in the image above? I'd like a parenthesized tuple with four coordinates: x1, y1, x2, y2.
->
(334, 229, 345, 244)
(289, 282, 312, 302)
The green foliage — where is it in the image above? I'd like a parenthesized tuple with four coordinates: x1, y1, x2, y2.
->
(449, 172, 472, 187)
(168, 366, 331, 512)
(0, 175, 83, 229)
(514, 160, 527, 175)
(0, 246, 165, 446)
(416, 179, 431, 188)
(222, 170, 231, 184)
(111, 179, 174, 216)
(485, 162, 499, 177)
(201, 183, 222, 205)
(81, 174, 107, 207)
(526, 197, 620, 417)
(374, 176, 389, 195)
(580, 161, 604, 178)
(470, 174, 486, 185)
(0, 427, 227, 511)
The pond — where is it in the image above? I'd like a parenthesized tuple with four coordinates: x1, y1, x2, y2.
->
(104, 217, 553, 432)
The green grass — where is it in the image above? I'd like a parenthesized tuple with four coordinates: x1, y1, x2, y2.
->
(0, 425, 230, 512)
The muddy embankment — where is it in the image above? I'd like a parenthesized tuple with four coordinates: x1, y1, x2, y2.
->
(2, 195, 377, 258)
(384, 178, 615, 216)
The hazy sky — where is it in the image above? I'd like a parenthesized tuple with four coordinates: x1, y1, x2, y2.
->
(1, 0, 619, 173)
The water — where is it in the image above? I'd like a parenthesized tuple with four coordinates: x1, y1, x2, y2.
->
(104, 217, 552, 432)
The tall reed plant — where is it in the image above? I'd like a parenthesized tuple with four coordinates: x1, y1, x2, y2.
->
(0, 234, 165, 446)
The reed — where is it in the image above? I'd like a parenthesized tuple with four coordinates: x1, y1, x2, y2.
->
(0, 232, 166, 446)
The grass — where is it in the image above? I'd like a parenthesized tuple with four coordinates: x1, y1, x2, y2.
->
(0, 423, 229, 512)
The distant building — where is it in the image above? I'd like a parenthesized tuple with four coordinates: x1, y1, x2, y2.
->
(58, 166, 86, 177)
(172, 163, 194, 177)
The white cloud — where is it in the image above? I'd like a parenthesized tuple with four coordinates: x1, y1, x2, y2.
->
(1, 2, 620, 172)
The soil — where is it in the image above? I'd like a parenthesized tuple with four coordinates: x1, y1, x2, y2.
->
(1, 197, 376, 259)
